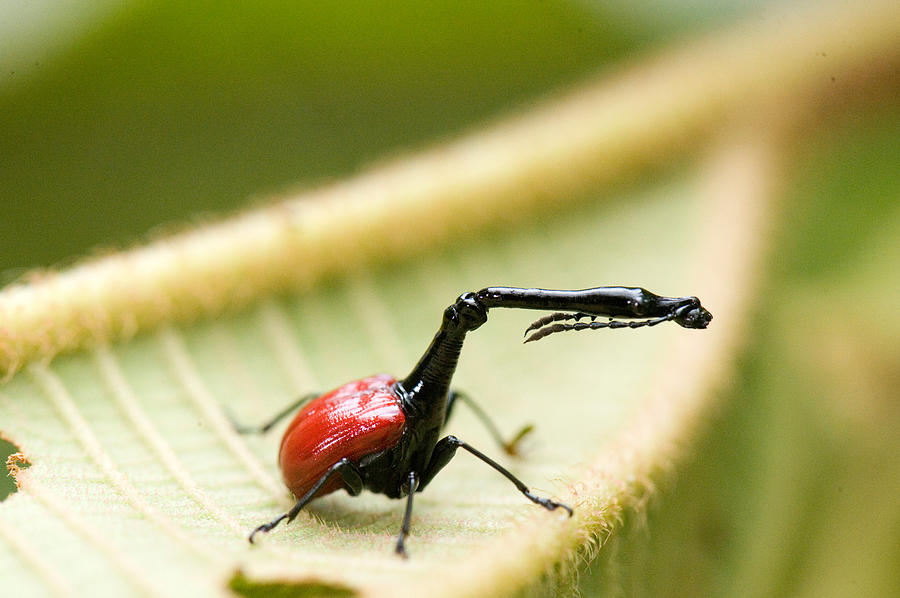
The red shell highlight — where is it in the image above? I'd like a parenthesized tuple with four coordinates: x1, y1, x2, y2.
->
(278, 374, 406, 499)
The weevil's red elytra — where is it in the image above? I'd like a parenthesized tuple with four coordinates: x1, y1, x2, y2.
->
(279, 374, 404, 500)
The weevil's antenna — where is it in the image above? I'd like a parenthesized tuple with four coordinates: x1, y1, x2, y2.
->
(523, 312, 598, 335)
(524, 312, 676, 343)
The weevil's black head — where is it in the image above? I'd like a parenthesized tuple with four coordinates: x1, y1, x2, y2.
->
(673, 298, 712, 329)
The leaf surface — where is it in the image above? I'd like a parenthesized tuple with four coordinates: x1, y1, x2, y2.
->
(1, 3, 896, 596)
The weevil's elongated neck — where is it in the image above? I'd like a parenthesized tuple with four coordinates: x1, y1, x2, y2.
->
(397, 326, 465, 425)
(397, 294, 485, 429)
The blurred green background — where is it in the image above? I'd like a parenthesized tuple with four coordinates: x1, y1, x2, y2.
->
(2, 1, 898, 596)
(1, 0, 756, 276)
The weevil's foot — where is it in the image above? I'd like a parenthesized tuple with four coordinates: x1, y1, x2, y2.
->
(248, 525, 269, 544)
(394, 539, 410, 559)
(248, 515, 287, 544)
(529, 493, 574, 517)
(223, 406, 250, 434)
(503, 424, 535, 457)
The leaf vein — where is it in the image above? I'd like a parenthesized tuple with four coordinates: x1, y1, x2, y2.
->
(346, 271, 409, 372)
(156, 327, 284, 499)
(27, 363, 220, 563)
(92, 344, 248, 540)
(17, 475, 164, 597)
(0, 510, 74, 596)
(258, 299, 321, 396)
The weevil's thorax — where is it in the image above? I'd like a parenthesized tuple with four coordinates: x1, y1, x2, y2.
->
(394, 378, 449, 432)
(328, 380, 447, 499)
(358, 423, 442, 498)
(380, 381, 448, 490)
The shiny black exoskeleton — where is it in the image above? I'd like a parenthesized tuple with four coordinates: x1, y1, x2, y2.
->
(238, 286, 712, 556)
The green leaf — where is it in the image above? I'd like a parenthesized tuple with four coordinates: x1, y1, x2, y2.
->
(1, 2, 897, 597)
(0, 178, 734, 596)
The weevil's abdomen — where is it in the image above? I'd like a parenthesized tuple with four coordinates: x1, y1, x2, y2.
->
(278, 374, 406, 500)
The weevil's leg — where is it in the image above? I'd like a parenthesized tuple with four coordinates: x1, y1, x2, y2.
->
(419, 436, 573, 516)
(395, 471, 420, 558)
(249, 458, 363, 543)
(445, 390, 533, 456)
(231, 393, 319, 435)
